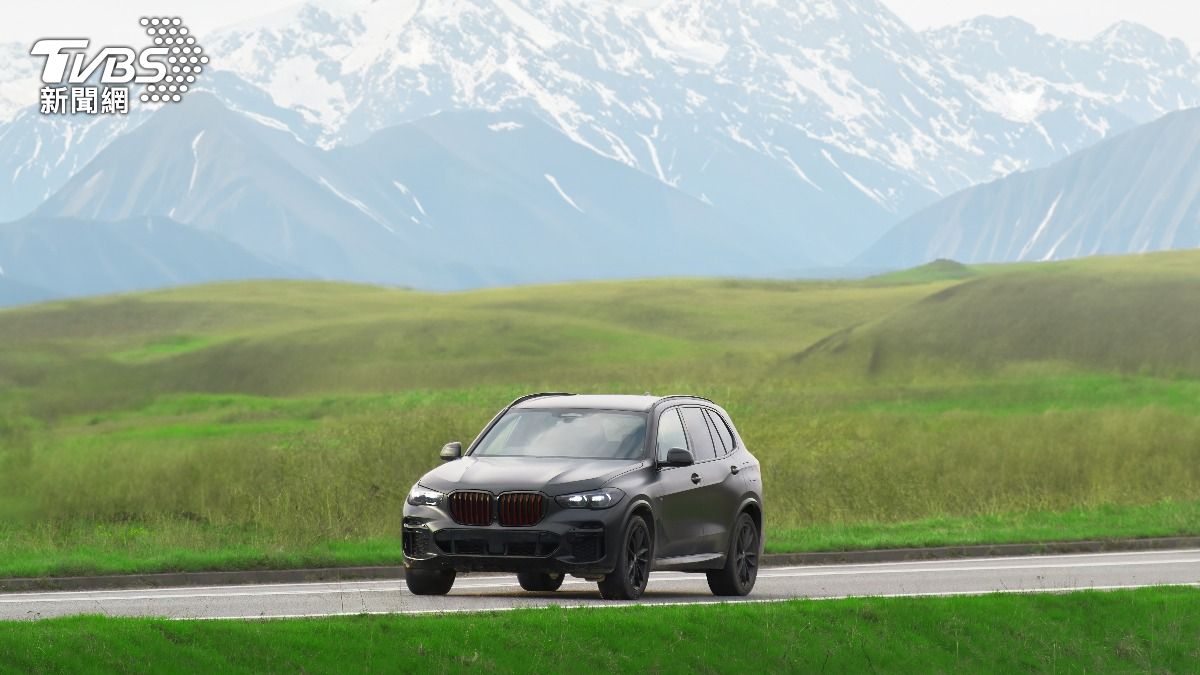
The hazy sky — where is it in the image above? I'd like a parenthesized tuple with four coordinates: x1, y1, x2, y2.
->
(1, 0, 1197, 53)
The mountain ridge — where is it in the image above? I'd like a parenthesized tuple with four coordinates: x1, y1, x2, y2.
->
(0, 1, 1196, 287)
(857, 106, 1200, 268)
(29, 94, 784, 292)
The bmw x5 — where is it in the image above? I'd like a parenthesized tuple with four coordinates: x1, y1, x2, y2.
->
(402, 393, 764, 600)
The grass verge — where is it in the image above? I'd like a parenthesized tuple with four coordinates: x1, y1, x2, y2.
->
(765, 500, 1200, 554)
(0, 588, 1197, 672)
(0, 500, 1196, 579)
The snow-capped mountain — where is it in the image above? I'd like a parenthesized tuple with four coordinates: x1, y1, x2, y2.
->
(202, 0, 940, 260)
(3, 0, 1198, 277)
(32, 94, 776, 291)
(0, 71, 325, 223)
(198, 0, 1199, 261)
(0, 110, 143, 223)
(856, 107, 1200, 268)
(927, 18, 1200, 127)
(0, 41, 41, 123)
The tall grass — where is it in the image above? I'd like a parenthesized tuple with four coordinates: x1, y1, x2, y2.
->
(5, 382, 1198, 551)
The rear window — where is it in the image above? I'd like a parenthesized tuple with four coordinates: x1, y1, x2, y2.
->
(705, 409, 735, 454)
(681, 406, 717, 461)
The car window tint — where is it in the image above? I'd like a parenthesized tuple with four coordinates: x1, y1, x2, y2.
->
(486, 414, 522, 448)
(702, 410, 726, 455)
(680, 407, 717, 462)
(474, 410, 647, 460)
(655, 408, 687, 461)
(705, 409, 734, 454)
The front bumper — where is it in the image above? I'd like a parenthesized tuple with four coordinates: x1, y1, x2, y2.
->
(402, 500, 623, 575)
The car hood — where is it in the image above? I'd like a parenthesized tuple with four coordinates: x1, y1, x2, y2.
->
(418, 456, 647, 496)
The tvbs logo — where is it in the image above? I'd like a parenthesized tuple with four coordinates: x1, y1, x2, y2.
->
(31, 17, 207, 115)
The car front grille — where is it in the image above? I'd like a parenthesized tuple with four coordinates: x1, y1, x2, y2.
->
(498, 492, 544, 527)
(449, 490, 493, 526)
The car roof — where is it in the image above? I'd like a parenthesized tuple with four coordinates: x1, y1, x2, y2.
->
(511, 393, 712, 412)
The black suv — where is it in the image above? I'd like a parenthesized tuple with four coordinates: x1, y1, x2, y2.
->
(402, 393, 763, 600)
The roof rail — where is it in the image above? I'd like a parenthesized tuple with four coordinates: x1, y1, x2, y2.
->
(655, 394, 716, 406)
(506, 392, 574, 409)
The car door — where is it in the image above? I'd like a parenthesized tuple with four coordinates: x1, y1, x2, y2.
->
(653, 406, 739, 559)
(652, 407, 712, 558)
(678, 406, 741, 555)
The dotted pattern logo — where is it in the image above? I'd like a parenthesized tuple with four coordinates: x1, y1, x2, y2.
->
(138, 17, 207, 104)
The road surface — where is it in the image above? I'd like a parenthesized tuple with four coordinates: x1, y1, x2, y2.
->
(2, 549, 1196, 621)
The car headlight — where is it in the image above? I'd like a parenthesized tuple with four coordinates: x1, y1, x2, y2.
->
(406, 485, 444, 507)
(556, 487, 624, 510)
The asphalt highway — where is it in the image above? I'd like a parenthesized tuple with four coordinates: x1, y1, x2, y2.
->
(2, 549, 1196, 621)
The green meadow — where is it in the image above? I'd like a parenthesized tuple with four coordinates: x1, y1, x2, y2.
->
(0, 250, 1198, 577)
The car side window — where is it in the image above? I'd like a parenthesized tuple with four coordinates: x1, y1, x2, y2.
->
(680, 407, 717, 462)
(704, 409, 734, 454)
(655, 408, 688, 462)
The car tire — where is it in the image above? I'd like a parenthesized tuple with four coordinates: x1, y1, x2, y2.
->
(517, 572, 564, 592)
(405, 568, 456, 595)
(597, 514, 652, 600)
(707, 512, 760, 596)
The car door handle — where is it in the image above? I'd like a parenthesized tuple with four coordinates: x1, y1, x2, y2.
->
(730, 465, 740, 475)
(690, 473, 701, 484)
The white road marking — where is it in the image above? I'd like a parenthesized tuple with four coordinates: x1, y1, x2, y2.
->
(768, 546, 1200, 567)
(753, 557, 1200, 578)
(183, 582, 1200, 621)
(5, 547, 1190, 599)
(6, 556, 1197, 604)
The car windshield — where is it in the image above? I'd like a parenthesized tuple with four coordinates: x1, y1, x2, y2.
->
(472, 409, 648, 460)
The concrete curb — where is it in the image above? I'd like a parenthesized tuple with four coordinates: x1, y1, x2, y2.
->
(0, 565, 409, 594)
(2, 535, 1198, 594)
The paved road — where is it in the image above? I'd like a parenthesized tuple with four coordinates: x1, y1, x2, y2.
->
(2, 549, 1197, 621)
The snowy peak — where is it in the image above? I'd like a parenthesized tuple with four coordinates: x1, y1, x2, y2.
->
(1093, 21, 1191, 60)
(928, 16, 1042, 48)
(206, 0, 1198, 217)
(3, 0, 1199, 276)
(0, 41, 42, 123)
(929, 13, 1199, 129)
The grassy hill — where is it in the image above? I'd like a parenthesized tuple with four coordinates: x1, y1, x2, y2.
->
(800, 250, 1200, 379)
(0, 251, 1198, 576)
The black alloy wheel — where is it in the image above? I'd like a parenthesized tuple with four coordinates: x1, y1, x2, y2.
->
(598, 515, 652, 600)
(707, 512, 759, 596)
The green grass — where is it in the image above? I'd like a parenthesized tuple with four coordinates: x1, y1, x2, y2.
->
(0, 500, 1196, 578)
(109, 334, 220, 363)
(798, 255, 1200, 380)
(1, 250, 1199, 578)
(868, 258, 979, 284)
(1, 588, 1198, 672)
(766, 500, 1200, 554)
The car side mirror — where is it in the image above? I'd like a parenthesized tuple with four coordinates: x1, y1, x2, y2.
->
(662, 447, 694, 467)
(440, 441, 463, 462)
